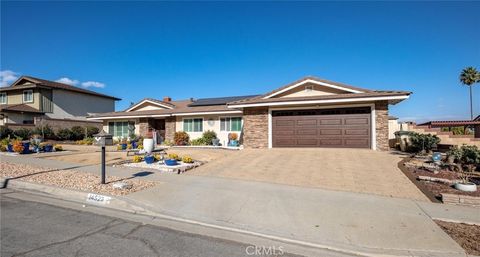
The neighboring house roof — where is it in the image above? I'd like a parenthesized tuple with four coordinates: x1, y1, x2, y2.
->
(0, 104, 45, 114)
(474, 115, 480, 121)
(388, 116, 398, 120)
(418, 120, 480, 126)
(1, 76, 121, 101)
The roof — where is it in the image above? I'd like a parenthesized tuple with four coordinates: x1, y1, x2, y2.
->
(0, 104, 45, 114)
(228, 91, 411, 106)
(261, 76, 374, 99)
(188, 95, 260, 107)
(1, 76, 121, 101)
(125, 98, 176, 111)
(418, 120, 480, 126)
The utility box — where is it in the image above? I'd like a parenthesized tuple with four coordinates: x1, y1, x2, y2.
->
(93, 130, 113, 146)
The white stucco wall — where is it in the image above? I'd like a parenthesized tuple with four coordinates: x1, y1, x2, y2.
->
(175, 115, 243, 146)
(49, 90, 116, 120)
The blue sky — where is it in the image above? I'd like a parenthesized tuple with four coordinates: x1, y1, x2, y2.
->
(1, 1, 479, 121)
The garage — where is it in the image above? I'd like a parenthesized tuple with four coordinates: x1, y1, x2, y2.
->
(272, 107, 371, 148)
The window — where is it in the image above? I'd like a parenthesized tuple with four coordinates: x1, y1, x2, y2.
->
(23, 90, 33, 103)
(183, 118, 203, 132)
(0, 92, 6, 104)
(220, 117, 242, 131)
(108, 121, 129, 138)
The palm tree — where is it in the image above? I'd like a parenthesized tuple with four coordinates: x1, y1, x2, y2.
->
(459, 67, 480, 120)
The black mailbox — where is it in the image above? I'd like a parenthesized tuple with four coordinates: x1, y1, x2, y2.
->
(93, 130, 113, 146)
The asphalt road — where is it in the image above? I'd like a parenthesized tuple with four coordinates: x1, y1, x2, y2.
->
(1, 195, 302, 257)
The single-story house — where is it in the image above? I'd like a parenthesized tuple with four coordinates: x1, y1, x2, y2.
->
(88, 76, 411, 150)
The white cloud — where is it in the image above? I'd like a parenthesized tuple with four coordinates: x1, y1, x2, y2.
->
(0, 70, 19, 87)
(56, 77, 79, 86)
(81, 81, 105, 88)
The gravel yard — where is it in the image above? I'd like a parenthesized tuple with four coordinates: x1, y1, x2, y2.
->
(0, 162, 156, 196)
(435, 220, 480, 255)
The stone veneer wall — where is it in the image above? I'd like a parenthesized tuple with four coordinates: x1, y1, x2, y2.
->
(242, 107, 269, 148)
(165, 117, 176, 142)
(138, 118, 150, 136)
(375, 101, 389, 151)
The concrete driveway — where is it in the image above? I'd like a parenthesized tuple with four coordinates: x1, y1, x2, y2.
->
(189, 148, 428, 201)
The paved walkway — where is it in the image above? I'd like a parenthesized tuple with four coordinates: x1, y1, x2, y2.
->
(190, 148, 428, 201)
(1, 155, 476, 256)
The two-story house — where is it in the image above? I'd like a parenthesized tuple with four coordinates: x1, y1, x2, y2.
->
(0, 76, 120, 126)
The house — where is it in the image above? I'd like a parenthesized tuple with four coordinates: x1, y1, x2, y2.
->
(88, 76, 411, 150)
(0, 76, 120, 127)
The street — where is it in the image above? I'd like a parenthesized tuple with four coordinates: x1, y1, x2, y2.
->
(0, 194, 301, 257)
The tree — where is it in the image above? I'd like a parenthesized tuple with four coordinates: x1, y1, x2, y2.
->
(459, 67, 480, 120)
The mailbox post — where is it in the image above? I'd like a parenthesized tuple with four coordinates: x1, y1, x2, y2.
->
(93, 131, 113, 184)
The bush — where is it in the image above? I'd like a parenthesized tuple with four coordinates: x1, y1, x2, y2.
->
(174, 131, 189, 146)
(190, 137, 208, 146)
(57, 128, 73, 141)
(182, 156, 194, 163)
(13, 128, 32, 140)
(54, 145, 63, 151)
(86, 126, 100, 138)
(12, 140, 24, 153)
(202, 130, 217, 145)
(70, 126, 85, 140)
(132, 155, 143, 163)
(455, 145, 480, 183)
(408, 132, 440, 153)
(167, 153, 180, 160)
(32, 125, 56, 139)
(75, 137, 94, 145)
(0, 126, 13, 139)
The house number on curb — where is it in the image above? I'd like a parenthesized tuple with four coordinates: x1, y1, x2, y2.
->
(86, 193, 112, 205)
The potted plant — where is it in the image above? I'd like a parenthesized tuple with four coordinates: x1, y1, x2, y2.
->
(21, 141, 30, 154)
(454, 145, 479, 192)
(143, 131, 155, 154)
(144, 154, 155, 164)
(228, 133, 239, 147)
(120, 137, 128, 150)
(41, 142, 53, 152)
(165, 153, 179, 166)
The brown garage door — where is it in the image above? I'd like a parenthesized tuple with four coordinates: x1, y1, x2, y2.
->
(272, 107, 371, 148)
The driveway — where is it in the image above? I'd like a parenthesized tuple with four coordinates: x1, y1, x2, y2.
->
(189, 148, 428, 201)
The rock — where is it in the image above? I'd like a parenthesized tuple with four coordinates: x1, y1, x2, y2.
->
(112, 182, 133, 190)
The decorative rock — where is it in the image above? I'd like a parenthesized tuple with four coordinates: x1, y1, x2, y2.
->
(112, 182, 133, 190)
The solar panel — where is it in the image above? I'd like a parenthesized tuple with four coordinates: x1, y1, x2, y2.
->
(188, 95, 259, 107)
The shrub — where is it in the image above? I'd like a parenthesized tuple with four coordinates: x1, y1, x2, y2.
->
(174, 131, 189, 146)
(190, 137, 208, 146)
(182, 156, 193, 163)
(86, 126, 100, 137)
(446, 146, 462, 162)
(75, 137, 94, 145)
(0, 144, 6, 152)
(162, 140, 174, 147)
(57, 128, 73, 140)
(32, 125, 56, 139)
(70, 126, 85, 140)
(0, 126, 13, 139)
(13, 128, 32, 140)
(408, 132, 440, 153)
(132, 155, 143, 163)
(455, 145, 480, 183)
(202, 130, 217, 145)
(54, 145, 63, 151)
(12, 140, 24, 153)
(167, 153, 180, 160)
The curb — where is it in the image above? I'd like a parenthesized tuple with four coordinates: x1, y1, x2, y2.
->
(1, 179, 468, 257)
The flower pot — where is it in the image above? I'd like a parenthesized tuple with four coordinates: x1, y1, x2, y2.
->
(143, 138, 154, 154)
(228, 140, 238, 147)
(7, 144, 13, 152)
(164, 159, 178, 166)
(212, 138, 220, 146)
(454, 182, 477, 192)
(44, 144, 53, 152)
(22, 142, 30, 154)
(121, 143, 127, 150)
(131, 141, 137, 149)
(144, 155, 155, 164)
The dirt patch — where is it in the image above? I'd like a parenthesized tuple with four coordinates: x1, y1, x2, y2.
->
(42, 152, 128, 165)
(435, 220, 480, 255)
(1, 162, 156, 196)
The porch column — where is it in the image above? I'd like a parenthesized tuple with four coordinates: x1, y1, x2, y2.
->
(475, 125, 480, 138)
(165, 117, 176, 142)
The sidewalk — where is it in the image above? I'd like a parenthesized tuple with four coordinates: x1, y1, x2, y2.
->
(2, 155, 476, 256)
